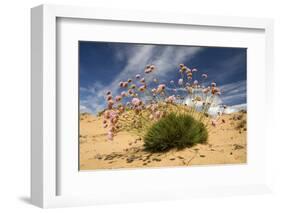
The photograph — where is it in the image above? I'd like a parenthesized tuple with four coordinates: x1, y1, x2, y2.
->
(79, 41, 247, 170)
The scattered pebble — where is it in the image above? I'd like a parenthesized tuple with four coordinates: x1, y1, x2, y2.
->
(170, 158, 175, 161)
(233, 144, 244, 150)
(152, 158, 161, 162)
(200, 155, 206, 158)
(126, 156, 135, 163)
(177, 156, 184, 159)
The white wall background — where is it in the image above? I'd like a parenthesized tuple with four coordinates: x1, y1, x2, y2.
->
(0, 0, 280, 212)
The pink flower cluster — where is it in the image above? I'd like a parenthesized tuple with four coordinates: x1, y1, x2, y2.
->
(101, 63, 224, 140)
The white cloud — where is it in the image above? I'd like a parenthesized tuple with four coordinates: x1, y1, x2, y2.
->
(220, 80, 246, 104)
(80, 81, 107, 114)
(108, 45, 202, 94)
(81, 45, 203, 114)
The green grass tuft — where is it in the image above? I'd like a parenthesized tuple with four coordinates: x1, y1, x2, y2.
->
(144, 113, 208, 153)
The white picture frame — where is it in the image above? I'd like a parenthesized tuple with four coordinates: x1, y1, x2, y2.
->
(31, 4, 274, 208)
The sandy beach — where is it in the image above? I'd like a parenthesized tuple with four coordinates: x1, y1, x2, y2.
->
(79, 111, 247, 170)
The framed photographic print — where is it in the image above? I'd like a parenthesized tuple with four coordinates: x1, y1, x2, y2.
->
(31, 4, 274, 208)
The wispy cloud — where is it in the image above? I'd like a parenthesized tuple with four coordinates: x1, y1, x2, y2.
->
(81, 45, 203, 114)
(220, 80, 246, 105)
(80, 81, 106, 114)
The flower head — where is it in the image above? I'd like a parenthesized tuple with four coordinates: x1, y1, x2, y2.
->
(106, 95, 112, 101)
(132, 98, 141, 107)
(140, 78, 145, 83)
(156, 84, 166, 93)
(139, 85, 146, 92)
(119, 82, 124, 87)
(192, 68, 198, 72)
(115, 95, 122, 102)
(107, 100, 114, 109)
(201, 74, 208, 79)
(121, 91, 127, 97)
(178, 78, 183, 86)
(165, 95, 176, 104)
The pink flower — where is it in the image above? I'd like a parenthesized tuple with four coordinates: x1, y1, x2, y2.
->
(165, 95, 176, 104)
(104, 110, 110, 119)
(145, 68, 152, 74)
(139, 85, 146, 92)
(211, 82, 216, 87)
(107, 100, 114, 109)
(103, 124, 108, 128)
(156, 84, 166, 93)
(178, 78, 183, 85)
(119, 82, 124, 87)
(121, 91, 127, 97)
(132, 98, 141, 106)
(128, 89, 134, 95)
(135, 74, 141, 79)
(115, 95, 122, 102)
(123, 82, 128, 88)
(140, 78, 145, 83)
(106, 95, 112, 101)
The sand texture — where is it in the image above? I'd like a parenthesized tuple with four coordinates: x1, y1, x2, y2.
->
(79, 112, 247, 170)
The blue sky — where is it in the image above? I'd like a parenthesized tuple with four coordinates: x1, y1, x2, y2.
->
(79, 41, 247, 114)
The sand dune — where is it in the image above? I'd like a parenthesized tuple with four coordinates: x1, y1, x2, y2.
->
(79, 112, 247, 170)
